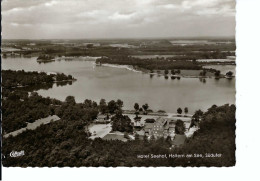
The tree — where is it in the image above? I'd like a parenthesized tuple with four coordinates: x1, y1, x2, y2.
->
(111, 114, 133, 133)
(215, 70, 221, 77)
(116, 99, 124, 110)
(115, 109, 123, 116)
(193, 109, 204, 120)
(164, 69, 169, 75)
(134, 133, 140, 140)
(92, 101, 98, 108)
(184, 107, 188, 114)
(200, 70, 207, 76)
(175, 69, 181, 74)
(99, 99, 107, 114)
(31, 92, 39, 97)
(84, 99, 93, 108)
(175, 120, 185, 135)
(142, 103, 149, 115)
(189, 117, 200, 130)
(65, 96, 76, 105)
(50, 107, 55, 116)
(68, 75, 73, 80)
(134, 103, 139, 111)
(171, 69, 175, 75)
(226, 71, 233, 77)
(177, 107, 182, 114)
(108, 100, 117, 114)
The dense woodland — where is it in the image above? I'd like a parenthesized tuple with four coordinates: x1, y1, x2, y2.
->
(2, 70, 75, 133)
(37, 54, 55, 60)
(2, 70, 74, 89)
(96, 49, 234, 70)
(97, 56, 203, 70)
(2, 39, 235, 60)
(2, 103, 236, 167)
(2, 91, 61, 133)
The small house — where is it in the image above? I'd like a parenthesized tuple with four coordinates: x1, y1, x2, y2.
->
(95, 114, 110, 124)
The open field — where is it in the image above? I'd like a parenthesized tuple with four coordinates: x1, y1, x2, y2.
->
(88, 123, 112, 139)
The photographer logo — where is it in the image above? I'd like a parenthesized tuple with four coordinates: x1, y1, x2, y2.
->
(10, 150, 25, 157)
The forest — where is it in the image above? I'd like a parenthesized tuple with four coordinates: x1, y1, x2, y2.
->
(2, 70, 75, 89)
(2, 70, 76, 133)
(97, 56, 203, 70)
(2, 103, 236, 167)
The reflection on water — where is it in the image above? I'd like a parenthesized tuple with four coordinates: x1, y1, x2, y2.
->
(5, 81, 74, 92)
(2, 57, 236, 113)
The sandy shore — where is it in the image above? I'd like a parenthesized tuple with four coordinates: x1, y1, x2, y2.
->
(97, 63, 231, 79)
(101, 63, 142, 73)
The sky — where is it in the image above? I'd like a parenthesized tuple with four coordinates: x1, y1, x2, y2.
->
(1, 0, 236, 39)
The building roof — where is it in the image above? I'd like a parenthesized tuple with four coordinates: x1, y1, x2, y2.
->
(172, 134, 187, 146)
(133, 121, 144, 127)
(97, 115, 107, 119)
(155, 117, 167, 126)
(102, 133, 127, 142)
(136, 130, 145, 136)
(144, 123, 154, 129)
(4, 115, 60, 138)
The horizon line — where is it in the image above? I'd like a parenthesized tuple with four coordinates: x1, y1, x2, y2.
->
(2, 35, 235, 41)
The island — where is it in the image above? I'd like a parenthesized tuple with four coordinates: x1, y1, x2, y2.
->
(37, 54, 55, 63)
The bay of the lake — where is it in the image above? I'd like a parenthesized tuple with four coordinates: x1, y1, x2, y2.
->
(2, 57, 235, 113)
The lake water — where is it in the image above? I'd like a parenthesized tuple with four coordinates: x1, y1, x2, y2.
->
(131, 55, 177, 59)
(170, 40, 234, 46)
(197, 59, 235, 62)
(2, 57, 235, 113)
(109, 44, 137, 48)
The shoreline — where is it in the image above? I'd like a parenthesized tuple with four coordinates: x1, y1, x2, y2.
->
(95, 62, 235, 79)
(101, 63, 142, 73)
(123, 110, 193, 118)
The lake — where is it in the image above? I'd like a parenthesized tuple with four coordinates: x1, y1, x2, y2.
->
(170, 40, 234, 46)
(2, 57, 235, 113)
(131, 55, 177, 59)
